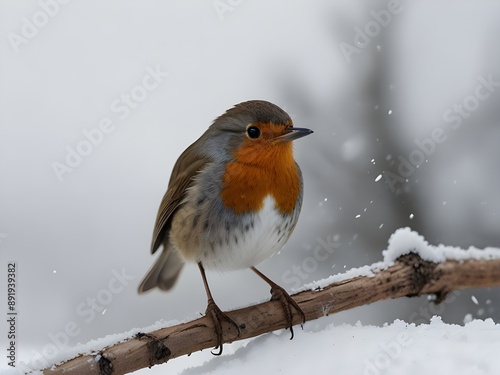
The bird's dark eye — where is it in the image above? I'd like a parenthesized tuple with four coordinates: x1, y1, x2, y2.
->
(246, 126, 261, 139)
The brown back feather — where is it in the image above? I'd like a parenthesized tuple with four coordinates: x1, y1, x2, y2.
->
(150, 146, 210, 253)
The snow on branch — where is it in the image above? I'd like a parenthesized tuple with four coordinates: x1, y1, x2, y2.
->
(41, 228, 500, 375)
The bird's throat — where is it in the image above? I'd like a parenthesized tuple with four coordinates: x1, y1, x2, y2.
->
(220, 142, 301, 214)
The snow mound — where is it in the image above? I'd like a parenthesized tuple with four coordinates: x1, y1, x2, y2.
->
(141, 317, 500, 375)
(9, 318, 500, 375)
(383, 227, 500, 263)
(303, 227, 500, 291)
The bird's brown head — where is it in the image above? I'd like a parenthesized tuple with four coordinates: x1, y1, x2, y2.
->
(208, 100, 313, 214)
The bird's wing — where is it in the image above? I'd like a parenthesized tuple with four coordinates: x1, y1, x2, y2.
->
(150, 151, 210, 254)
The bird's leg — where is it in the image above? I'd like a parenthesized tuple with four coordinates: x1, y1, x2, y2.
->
(198, 262, 240, 355)
(251, 266, 305, 339)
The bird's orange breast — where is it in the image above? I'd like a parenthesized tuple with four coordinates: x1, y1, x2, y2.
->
(220, 132, 301, 215)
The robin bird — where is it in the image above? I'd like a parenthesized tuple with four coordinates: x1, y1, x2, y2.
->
(138, 100, 313, 354)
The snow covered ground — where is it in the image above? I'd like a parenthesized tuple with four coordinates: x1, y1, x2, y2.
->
(1, 1, 500, 374)
(145, 318, 500, 375)
(7, 317, 500, 374)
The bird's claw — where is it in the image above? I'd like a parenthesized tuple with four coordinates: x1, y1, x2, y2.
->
(205, 298, 241, 355)
(270, 285, 305, 340)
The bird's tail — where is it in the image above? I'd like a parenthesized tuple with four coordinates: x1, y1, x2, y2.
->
(138, 243, 184, 293)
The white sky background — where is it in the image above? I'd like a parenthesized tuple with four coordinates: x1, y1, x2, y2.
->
(1, 0, 499, 372)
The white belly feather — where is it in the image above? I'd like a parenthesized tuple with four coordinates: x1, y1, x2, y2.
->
(202, 195, 294, 270)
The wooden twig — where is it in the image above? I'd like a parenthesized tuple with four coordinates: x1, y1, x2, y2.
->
(43, 253, 500, 375)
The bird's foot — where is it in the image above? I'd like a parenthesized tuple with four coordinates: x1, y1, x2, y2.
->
(205, 298, 241, 355)
(269, 284, 305, 340)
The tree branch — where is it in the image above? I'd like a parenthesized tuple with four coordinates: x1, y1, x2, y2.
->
(43, 253, 500, 375)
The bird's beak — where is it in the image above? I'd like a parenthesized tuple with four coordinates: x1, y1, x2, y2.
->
(277, 126, 314, 142)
